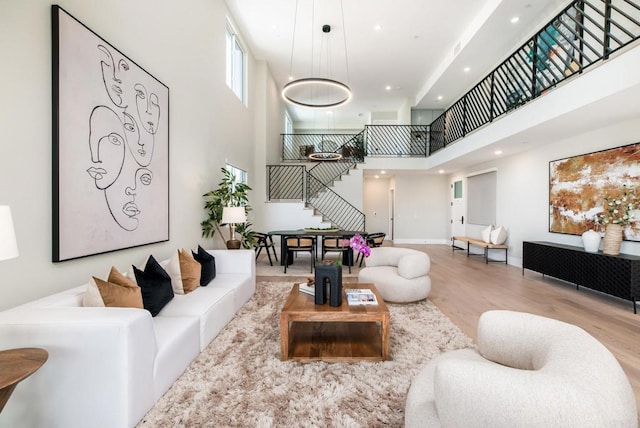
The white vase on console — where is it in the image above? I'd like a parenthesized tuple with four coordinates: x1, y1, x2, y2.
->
(581, 229, 601, 253)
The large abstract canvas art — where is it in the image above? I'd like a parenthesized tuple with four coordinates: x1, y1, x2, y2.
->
(549, 143, 640, 241)
(52, 5, 169, 262)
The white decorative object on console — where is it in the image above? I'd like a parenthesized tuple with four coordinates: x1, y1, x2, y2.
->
(581, 229, 601, 253)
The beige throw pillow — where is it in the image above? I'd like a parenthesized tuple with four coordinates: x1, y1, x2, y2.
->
(490, 226, 508, 245)
(85, 266, 143, 309)
(178, 249, 201, 293)
(481, 225, 493, 243)
(165, 249, 201, 294)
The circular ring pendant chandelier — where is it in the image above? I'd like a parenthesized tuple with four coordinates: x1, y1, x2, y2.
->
(281, 78, 352, 109)
(283, 2, 352, 109)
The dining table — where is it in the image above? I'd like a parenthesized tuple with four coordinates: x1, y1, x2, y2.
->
(268, 229, 367, 267)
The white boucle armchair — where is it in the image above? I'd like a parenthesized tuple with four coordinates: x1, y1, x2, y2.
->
(358, 247, 431, 303)
(405, 310, 638, 428)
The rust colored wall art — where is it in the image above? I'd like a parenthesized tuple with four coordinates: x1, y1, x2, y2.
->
(549, 143, 640, 241)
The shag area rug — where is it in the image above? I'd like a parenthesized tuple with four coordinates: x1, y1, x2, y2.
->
(137, 282, 475, 427)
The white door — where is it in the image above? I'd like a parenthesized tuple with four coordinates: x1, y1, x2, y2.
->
(451, 180, 465, 238)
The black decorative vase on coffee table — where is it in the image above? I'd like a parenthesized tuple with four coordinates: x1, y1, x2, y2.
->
(314, 264, 342, 307)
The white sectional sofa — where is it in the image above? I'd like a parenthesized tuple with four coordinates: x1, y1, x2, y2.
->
(0, 249, 255, 428)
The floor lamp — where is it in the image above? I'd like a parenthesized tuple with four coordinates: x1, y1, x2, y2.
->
(221, 207, 246, 250)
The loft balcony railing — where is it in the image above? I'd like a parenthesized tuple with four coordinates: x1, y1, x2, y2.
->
(280, 0, 640, 159)
(281, 126, 426, 161)
(282, 133, 362, 162)
(430, 0, 640, 151)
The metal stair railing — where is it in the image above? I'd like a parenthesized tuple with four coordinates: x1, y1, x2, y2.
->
(306, 174, 365, 232)
(307, 160, 355, 193)
(267, 165, 305, 200)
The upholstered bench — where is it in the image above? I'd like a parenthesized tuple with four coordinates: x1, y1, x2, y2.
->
(452, 236, 508, 264)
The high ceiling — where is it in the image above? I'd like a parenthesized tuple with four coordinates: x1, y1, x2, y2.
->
(225, 0, 568, 129)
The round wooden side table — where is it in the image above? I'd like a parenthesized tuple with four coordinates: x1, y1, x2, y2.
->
(0, 348, 48, 413)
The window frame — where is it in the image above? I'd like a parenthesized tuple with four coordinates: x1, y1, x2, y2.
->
(225, 21, 246, 104)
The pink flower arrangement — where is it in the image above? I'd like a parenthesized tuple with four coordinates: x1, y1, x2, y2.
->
(349, 234, 371, 258)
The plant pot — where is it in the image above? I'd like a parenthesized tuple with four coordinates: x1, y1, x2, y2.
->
(581, 229, 601, 253)
(602, 224, 623, 255)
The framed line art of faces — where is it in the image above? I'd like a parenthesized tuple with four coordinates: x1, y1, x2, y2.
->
(52, 5, 169, 262)
(549, 142, 640, 241)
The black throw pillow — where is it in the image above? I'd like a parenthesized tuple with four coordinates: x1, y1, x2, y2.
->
(132, 255, 174, 317)
(192, 245, 216, 286)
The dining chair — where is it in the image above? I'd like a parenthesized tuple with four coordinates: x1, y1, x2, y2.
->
(321, 235, 352, 273)
(284, 236, 316, 273)
(358, 232, 386, 267)
(253, 232, 278, 266)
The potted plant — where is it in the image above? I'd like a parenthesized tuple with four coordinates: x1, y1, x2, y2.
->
(201, 167, 255, 249)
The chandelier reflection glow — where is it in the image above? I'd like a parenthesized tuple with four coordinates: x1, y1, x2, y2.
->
(282, 1, 352, 109)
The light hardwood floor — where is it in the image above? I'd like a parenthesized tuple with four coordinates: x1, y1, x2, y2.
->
(403, 243, 640, 417)
(257, 243, 640, 416)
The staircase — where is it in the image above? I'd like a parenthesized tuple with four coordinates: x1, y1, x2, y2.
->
(267, 136, 366, 231)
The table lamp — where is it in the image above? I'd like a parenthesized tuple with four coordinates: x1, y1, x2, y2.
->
(221, 206, 246, 250)
(0, 206, 18, 261)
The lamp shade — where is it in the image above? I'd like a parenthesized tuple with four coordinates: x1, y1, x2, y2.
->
(0, 206, 19, 261)
(221, 206, 246, 224)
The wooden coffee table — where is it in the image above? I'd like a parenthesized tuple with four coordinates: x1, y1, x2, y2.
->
(280, 283, 390, 362)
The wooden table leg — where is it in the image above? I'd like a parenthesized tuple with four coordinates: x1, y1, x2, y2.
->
(381, 313, 391, 360)
(280, 312, 290, 361)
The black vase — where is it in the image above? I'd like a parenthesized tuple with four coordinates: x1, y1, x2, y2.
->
(314, 264, 342, 306)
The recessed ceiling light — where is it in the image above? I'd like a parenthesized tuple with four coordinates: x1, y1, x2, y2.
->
(510, 16, 520, 24)
(495, 150, 503, 155)
(381, 170, 386, 174)
(385, 85, 392, 91)
(288, 75, 294, 81)
(463, 67, 470, 72)
(374, 175, 380, 179)
(437, 95, 443, 101)
(438, 169, 444, 174)
(374, 25, 382, 32)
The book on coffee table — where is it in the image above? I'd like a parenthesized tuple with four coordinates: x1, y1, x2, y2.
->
(346, 289, 378, 305)
(298, 282, 315, 296)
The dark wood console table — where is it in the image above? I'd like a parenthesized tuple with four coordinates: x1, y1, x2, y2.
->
(522, 241, 640, 313)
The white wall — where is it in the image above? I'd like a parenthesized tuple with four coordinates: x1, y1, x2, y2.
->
(363, 177, 391, 235)
(453, 116, 640, 267)
(392, 174, 449, 244)
(0, 0, 275, 310)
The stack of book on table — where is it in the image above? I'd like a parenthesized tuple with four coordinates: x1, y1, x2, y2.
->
(298, 282, 315, 296)
(346, 289, 378, 306)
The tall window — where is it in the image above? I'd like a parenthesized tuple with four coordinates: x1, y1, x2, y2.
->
(226, 164, 247, 189)
(226, 22, 245, 103)
(284, 111, 293, 155)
